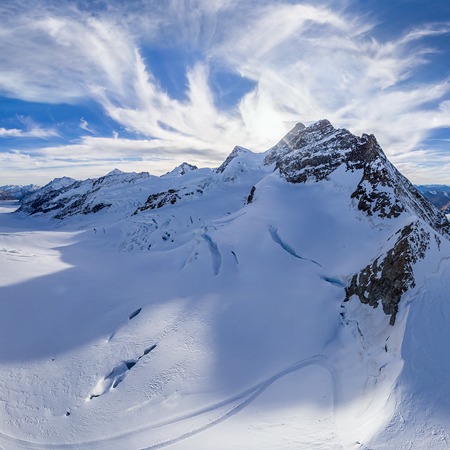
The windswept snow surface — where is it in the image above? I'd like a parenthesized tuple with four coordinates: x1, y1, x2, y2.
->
(0, 145, 450, 449)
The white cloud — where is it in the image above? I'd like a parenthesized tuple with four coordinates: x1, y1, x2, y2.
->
(0, 1, 449, 183)
(392, 148, 450, 185)
(214, 5, 450, 156)
(0, 134, 225, 185)
(0, 126, 57, 139)
(79, 118, 94, 134)
(0, 128, 28, 137)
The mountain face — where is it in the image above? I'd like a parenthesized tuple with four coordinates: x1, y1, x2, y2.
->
(265, 119, 449, 323)
(0, 183, 39, 200)
(266, 120, 447, 229)
(19, 172, 150, 218)
(0, 190, 15, 200)
(3, 120, 450, 449)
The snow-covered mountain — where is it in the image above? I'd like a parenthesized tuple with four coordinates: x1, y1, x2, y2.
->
(0, 183, 39, 200)
(0, 190, 15, 200)
(2, 120, 450, 449)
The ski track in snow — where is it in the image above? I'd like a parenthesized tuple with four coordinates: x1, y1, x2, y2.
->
(268, 225, 322, 267)
(0, 355, 337, 450)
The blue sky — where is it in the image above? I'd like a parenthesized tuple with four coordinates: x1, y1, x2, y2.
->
(1, 0, 450, 185)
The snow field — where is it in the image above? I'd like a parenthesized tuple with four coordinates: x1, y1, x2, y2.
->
(0, 143, 449, 449)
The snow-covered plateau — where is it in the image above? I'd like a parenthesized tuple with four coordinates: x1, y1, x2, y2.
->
(1, 120, 450, 449)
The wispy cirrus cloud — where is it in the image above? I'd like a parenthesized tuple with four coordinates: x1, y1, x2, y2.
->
(79, 118, 94, 134)
(0, 115, 58, 139)
(0, 127, 57, 138)
(0, 0, 449, 184)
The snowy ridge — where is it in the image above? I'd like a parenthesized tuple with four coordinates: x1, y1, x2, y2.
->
(19, 171, 151, 219)
(2, 120, 450, 449)
(163, 162, 198, 177)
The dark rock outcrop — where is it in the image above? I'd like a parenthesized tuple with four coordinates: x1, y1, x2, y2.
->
(133, 186, 205, 215)
(134, 189, 181, 213)
(345, 221, 431, 325)
(246, 186, 256, 204)
(266, 120, 450, 229)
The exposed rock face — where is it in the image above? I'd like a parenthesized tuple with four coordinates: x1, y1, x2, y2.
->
(20, 182, 112, 219)
(134, 189, 182, 213)
(264, 120, 353, 174)
(54, 190, 112, 219)
(346, 221, 431, 325)
(175, 162, 198, 176)
(19, 180, 81, 215)
(264, 120, 403, 221)
(133, 187, 204, 215)
(266, 121, 450, 230)
(246, 186, 256, 204)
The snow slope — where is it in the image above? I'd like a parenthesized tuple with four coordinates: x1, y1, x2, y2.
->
(1, 121, 450, 449)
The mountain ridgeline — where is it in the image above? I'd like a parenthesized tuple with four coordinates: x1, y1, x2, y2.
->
(18, 120, 450, 325)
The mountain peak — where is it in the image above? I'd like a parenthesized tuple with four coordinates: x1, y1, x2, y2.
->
(216, 146, 253, 173)
(163, 162, 198, 177)
(106, 168, 124, 176)
(264, 119, 339, 166)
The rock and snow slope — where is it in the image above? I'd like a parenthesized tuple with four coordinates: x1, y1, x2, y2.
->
(1, 120, 450, 449)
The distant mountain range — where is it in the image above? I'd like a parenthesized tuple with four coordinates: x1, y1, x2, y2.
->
(0, 183, 39, 200)
(5, 177, 450, 216)
(416, 185, 450, 214)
